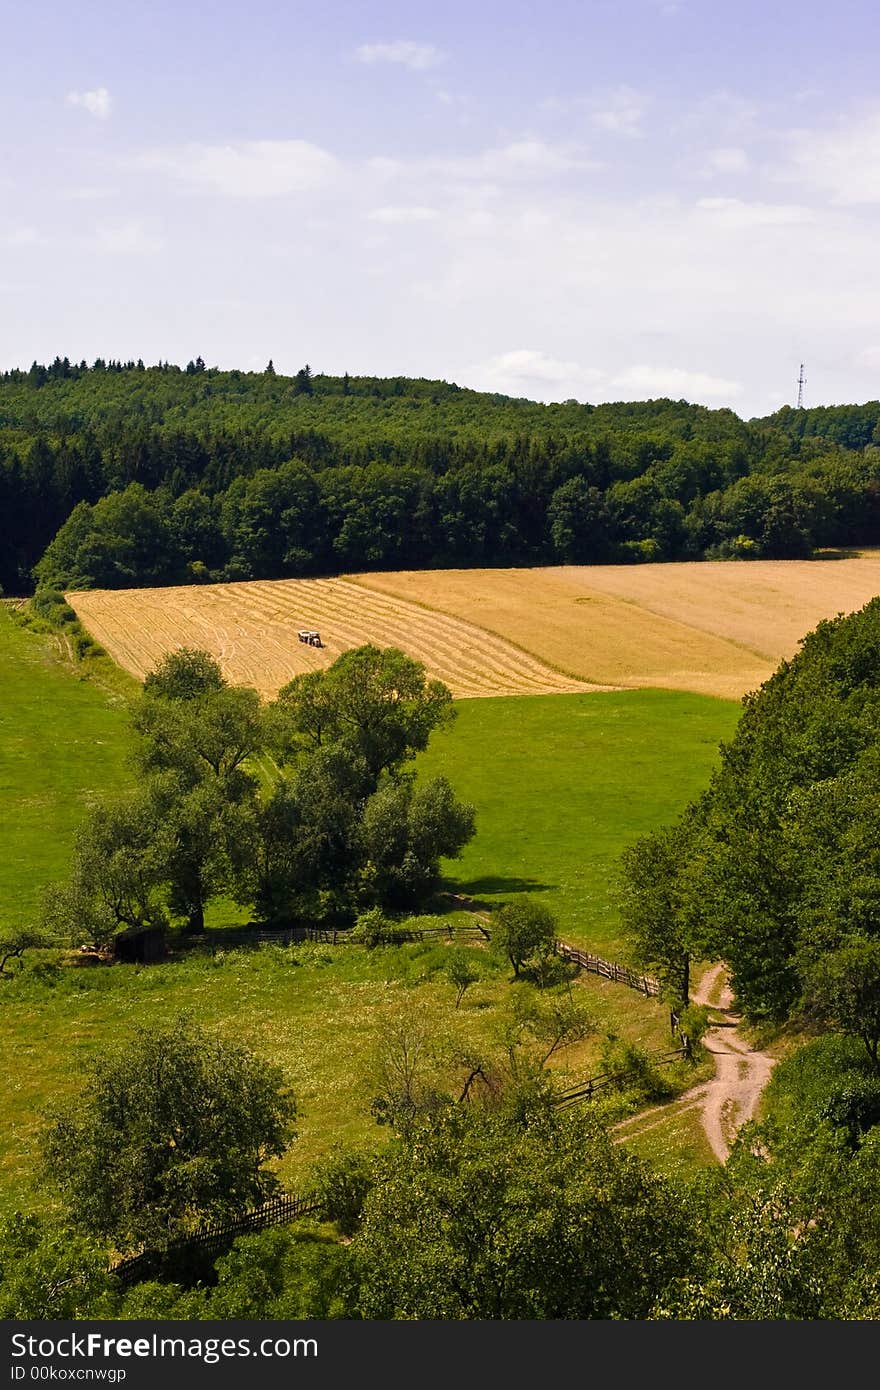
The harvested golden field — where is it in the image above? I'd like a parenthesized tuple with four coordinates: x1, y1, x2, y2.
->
(66, 577, 604, 699)
(67, 554, 880, 701)
(353, 553, 880, 699)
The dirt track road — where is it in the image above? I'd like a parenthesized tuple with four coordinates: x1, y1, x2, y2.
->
(691, 963, 777, 1160)
(614, 962, 777, 1162)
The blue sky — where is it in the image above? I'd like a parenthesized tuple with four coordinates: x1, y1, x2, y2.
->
(2, 0, 879, 416)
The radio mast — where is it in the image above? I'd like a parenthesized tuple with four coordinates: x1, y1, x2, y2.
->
(796, 363, 806, 409)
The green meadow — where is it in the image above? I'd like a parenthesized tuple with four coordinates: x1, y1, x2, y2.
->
(0, 937, 687, 1217)
(0, 608, 134, 931)
(0, 614, 742, 1213)
(418, 690, 741, 956)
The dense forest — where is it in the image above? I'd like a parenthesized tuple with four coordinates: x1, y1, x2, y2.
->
(621, 594, 880, 1028)
(3, 357, 880, 594)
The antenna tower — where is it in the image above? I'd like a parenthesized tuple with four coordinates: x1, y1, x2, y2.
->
(796, 363, 806, 409)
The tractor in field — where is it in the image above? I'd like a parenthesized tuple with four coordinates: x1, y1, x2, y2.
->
(297, 629, 323, 648)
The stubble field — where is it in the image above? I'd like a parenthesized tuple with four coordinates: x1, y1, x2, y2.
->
(67, 553, 880, 702)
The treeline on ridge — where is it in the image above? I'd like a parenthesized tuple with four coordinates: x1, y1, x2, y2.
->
(3, 359, 880, 593)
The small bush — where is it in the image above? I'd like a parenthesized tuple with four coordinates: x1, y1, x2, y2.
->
(350, 908, 414, 947)
(308, 1149, 375, 1236)
(820, 1074, 880, 1144)
(600, 1037, 672, 1101)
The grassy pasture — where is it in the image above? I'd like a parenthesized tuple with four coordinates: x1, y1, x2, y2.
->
(0, 606, 741, 1215)
(0, 608, 134, 931)
(418, 690, 740, 955)
(0, 939, 680, 1217)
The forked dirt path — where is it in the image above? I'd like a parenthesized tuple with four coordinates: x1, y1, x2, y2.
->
(689, 962, 777, 1160)
(613, 962, 777, 1161)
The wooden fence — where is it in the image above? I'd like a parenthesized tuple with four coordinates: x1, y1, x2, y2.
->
(110, 1193, 322, 1287)
(554, 941, 660, 997)
(552, 1046, 690, 1110)
(109, 936, 677, 1290)
(183, 926, 652, 987)
(185, 921, 491, 951)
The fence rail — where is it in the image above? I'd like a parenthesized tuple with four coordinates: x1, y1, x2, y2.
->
(110, 1193, 322, 1287)
(109, 940, 675, 1289)
(185, 921, 491, 950)
(552, 1047, 690, 1110)
(555, 941, 660, 997)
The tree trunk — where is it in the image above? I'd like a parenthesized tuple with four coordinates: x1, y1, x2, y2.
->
(185, 900, 205, 934)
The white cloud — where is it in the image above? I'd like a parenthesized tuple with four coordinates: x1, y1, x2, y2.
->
(66, 87, 112, 119)
(702, 146, 750, 175)
(695, 196, 814, 228)
(447, 140, 593, 179)
(356, 40, 443, 71)
(59, 186, 113, 202)
(0, 226, 46, 247)
(591, 86, 646, 138)
(135, 140, 339, 197)
(367, 205, 438, 223)
(785, 108, 880, 203)
(89, 220, 164, 255)
(855, 345, 880, 370)
(393, 140, 597, 184)
(471, 351, 742, 407)
(470, 350, 603, 402)
(610, 364, 742, 403)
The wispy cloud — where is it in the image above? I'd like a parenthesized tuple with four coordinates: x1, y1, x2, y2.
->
(88, 220, 164, 255)
(591, 86, 646, 138)
(472, 350, 742, 407)
(356, 40, 443, 71)
(696, 197, 814, 228)
(134, 140, 339, 198)
(785, 107, 880, 203)
(389, 140, 597, 183)
(66, 87, 112, 119)
(0, 225, 47, 248)
(610, 364, 742, 403)
(476, 349, 604, 399)
(855, 345, 880, 370)
(367, 206, 438, 223)
(702, 146, 750, 175)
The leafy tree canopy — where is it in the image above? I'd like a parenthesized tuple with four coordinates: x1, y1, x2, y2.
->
(43, 1017, 297, 1251)
(272, 644, 454, 784)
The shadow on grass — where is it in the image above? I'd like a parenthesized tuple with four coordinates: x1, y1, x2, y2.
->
(459, 875, 558, 897)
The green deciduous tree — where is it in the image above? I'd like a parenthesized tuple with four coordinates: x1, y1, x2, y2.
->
(620, 597, 880, 1022)
(133, 681, 264, 789)
(0, 1214, 113, 1319)
(43, 793, 170, 947)
(44, 1018, 297, 1251)
(143, 647, 226, 701)
(802, 939, 880, 1067)
(490, 900, 558, 979)
(618, 818, 705, 1006)
(351, 1106, 700, 1319)
(447, 949, 480, 1008)
(272, 645, 453, 786)
(359, 775, 476, 910)
(0, 926, 49, 977)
